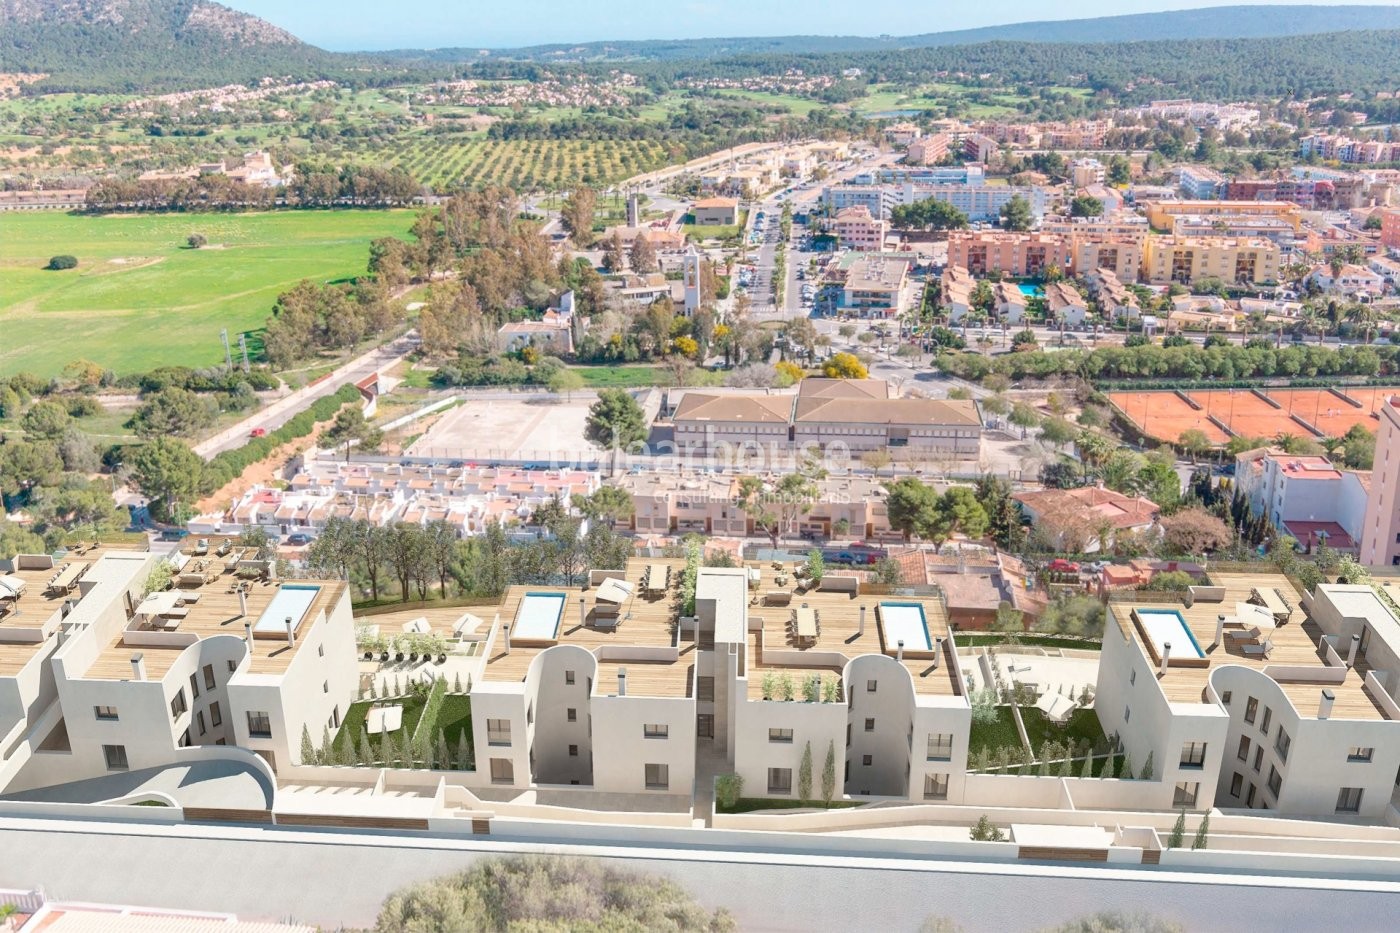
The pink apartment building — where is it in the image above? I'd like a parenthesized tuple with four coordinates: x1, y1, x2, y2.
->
(1361, 400, 1400, 566)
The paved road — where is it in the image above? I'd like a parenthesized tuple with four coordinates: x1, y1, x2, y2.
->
(193, 332, 419, 458)
(3, 817, 1399, 931)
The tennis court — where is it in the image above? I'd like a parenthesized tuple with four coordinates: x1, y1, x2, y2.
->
(1109, 387, 1400, 446)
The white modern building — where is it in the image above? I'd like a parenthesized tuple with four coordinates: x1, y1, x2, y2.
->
(1234, 449, 1368, 554)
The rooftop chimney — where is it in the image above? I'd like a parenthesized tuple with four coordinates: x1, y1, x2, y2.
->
(237, 588, 247, 618)
(896, 639, 905, 662)
(244, 622, 254, 653)
(579, 596, 586, 628)
(933, 637, 943, 669)
(618, 667, 628, 697)
(1318, 688, 1335, 720)
(1214, 613, 1226, 648)
(130, 653, 146, 681)
(1160, 642, 1172, 676)
(1347, 633, 1361, 667)
(503, 623, 511, 655)
(859, 605, 866, 637)
(284, 616, 295, 647)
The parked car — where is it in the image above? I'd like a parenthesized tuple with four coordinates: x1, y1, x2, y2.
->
(1047, 558, 1081, 573)
(286, 533, 312, 546)
(248, 427, 267, 438)
(158, 528, 189, 542)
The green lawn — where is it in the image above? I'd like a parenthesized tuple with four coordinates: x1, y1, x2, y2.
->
(334, 693, 474, 766)
(969, 707, 1026, 757)
(1021, 707, 1106, 756)
(574, 365, 664, 388)
(0, 209, 414, 377)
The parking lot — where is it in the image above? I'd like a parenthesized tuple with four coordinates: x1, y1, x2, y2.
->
(405, 396, 599, 462)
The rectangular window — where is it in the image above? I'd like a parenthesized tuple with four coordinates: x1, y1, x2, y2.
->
(94, 705, 118, 721)
(1348, 746, 1374, 763)
(1274, 728, 1291, 763)
(1180, 741, 1207, 770)
(1244, 696, 1258, 724)
(1173, 781, 1199, 808)
(567, 708, 577, 723)
(1237, 736, 1250, 761)
(1267, 765, 1282, 798)
(867, 679, 878, 692)
(246, 711, 271, 738)
(1221, 690, 1232, 705)
(865, 718, 875, 732)
(189, 672, 200, 701)
(1253, 746, 1263, 773)
(568, 744, 578, 757)
(769, 728, 794, 744)
(924, 773, 950, 800)
(1230, 772, 1243, 797)
(1246, 783, 1257, 807)
(487, 719, 511, 746)
(644, 723, 669, 739)
(926, 733, 954, 762)
(227, 659, 237, 673)
(489, 758, 514, 784)
(862, 754, 873, 766)
(1124, 706, 1131, 724)
(210, 701, 222, 728)
(565, 670, 575, 685)
(697, 676, 715, 701)
(645, 763, 669, 790)
(1337, 786, 1364, 813)
(768, 767, 793, 794)
(103, 744, 128, 770)
(1260, 706, 1272, 736)
(203, 663, 216, 691)
(170, 689, 187, 720)
(197, 710, 207, 736)
(1129, 668, 1136, 686)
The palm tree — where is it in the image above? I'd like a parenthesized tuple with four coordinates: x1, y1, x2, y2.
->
(1294, 307, 1326, 345)
(1077, 430, 1115, 479)
(1345, 302, 1379, 344)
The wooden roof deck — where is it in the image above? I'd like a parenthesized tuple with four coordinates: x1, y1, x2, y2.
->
(747, 586, 959, 700)
(481, 559, 691, 698)
(83, 576, 344, 682)
(1116, 571, 1387, 721)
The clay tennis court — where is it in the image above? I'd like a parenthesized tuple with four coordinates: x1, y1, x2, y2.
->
(1108, 386, 1399, 446)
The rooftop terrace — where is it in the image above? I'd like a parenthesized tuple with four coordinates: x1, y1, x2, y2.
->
(1111, 571, 1387, 721)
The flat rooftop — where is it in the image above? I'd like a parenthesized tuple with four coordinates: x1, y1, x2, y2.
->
(747, 568, 959, 700)
(0, 545, 146, 677)
(1112, 571, 1387, 721)
(482, 558, 693, 699)
(81, 540, 344, 682)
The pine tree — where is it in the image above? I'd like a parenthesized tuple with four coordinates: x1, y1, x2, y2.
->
(398, 732, 412, 769)
(369, 680, 378, 699)
(1168, 809, 1187, 848)
(436, 732, 449, 771)
(319, 725, 333, 766)
(454, 672, 463, 693)
(1038, 756, 1051, 777)
(393, 674, 401, 696)
(1079, 753, 1093, 779)
(974, 746, 992, 772)
(1120, 753, 1133, 779)
(357, 732, 373, 767)
(1139, 751, 1155, 781)
(379, 732, 392, 767)
(821, 740, 836, 805)
(798, 741, 813, 803)
(1059, 754, 1073, 778)
(455, 732, 470, 770)
(1192, 814, 1210, 850)
(1102, 755, 1116, 779)
(300, 725, 317, 765)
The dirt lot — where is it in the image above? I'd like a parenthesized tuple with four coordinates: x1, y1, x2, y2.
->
(404, 396, 599, 462)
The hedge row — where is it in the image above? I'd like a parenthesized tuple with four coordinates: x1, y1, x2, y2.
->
(201, 383, 360, 489)
(1094, 377, 1386, 392)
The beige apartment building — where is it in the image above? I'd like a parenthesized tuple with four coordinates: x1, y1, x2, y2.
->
(1069, 233, 1144, 282)
(946, 231, 1072, 278)
(1140, 235, 1280, 286)
(671, 379, 981, 459)
(1144, 200, 1303, 233)
(833, 205, 888, 251)
(0, 542, 357, 795)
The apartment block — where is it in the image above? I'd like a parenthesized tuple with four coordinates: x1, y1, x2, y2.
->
(897, 183, 1049, 223)
(1234, 449, 1368, 554)
(1070, 158, 1106, 188)
(1360, 399, 1400, 566)
(1098, 572, 1400, 818)
(838, 255, 913, 318)
(1177, 165, 1226, 200)
(946, 231, 1071, 278)
(1381, 209, 1400, 251)
(962, 134, 998, 163)
(0, 542, 357, 795)
(823, 185, 897, 220)
(883, 122, 922, 147)
(1144, 200, 1302, 233)
(1069, 233, 1144, 283)
(905, 135, 950, 166)
(1140, 236, 1280, 286)
(1170, 214, 1297, 246)
(833, 205, 889, 251)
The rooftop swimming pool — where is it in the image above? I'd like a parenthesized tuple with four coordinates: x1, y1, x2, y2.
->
(513, 591, 567, 642)
(1134, 608, 1206, 661)
(1018, 283, 1045, 297)
(252, 584, 320, 636)
(879, 601, 932, 652)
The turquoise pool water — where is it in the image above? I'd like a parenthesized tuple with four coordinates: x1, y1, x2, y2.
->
(1017, 283, 1044, 297)
(514, 591, 567, 641)
(879, 601, 932, 651)
(253, 584, 320, 634)
(1135, 608, 1206, 659)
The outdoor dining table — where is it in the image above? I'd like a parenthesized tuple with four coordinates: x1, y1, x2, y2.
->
(795, 607, 817, 642)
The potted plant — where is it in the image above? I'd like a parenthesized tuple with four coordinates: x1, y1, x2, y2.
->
(393, 637, 405, 663)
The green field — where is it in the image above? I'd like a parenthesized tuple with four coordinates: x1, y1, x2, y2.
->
(377, 138, 673, 190)
(0, 209, 414, 377)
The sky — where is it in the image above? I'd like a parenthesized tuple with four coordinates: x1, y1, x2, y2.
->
(226, 0, 1395, 51)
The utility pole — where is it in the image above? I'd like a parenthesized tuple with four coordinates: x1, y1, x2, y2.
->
(220, 329, 232, 371)
(238, 334, 251, 372)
